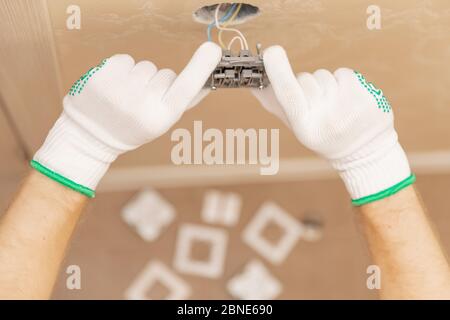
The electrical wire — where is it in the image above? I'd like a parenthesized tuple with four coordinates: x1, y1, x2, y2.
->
(218, 3, 243, 49)
(206, 3, 237, 42)
(227, 36, 244, 50)
(214, 3, 248, 50)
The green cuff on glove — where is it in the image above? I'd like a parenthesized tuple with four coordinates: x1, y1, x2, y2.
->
(352, 173, 416, 206)
(30, 160, 95, 198)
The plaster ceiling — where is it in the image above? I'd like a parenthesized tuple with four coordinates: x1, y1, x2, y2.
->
(46, 0, 450, 167)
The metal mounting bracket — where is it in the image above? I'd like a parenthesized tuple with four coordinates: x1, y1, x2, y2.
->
(205, 43, 269, 89)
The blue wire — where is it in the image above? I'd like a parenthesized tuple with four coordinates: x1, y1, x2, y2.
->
(207, 4, 237, 41)
(207, 3, 238, 42)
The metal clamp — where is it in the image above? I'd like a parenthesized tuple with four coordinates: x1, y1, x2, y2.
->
(205, 43, 269, 89)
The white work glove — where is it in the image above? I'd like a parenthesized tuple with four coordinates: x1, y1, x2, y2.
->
(32, 42, 222, 197)
(252, 46, 415, 206)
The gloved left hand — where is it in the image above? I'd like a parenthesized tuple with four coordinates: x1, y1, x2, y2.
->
(32, 42, 221, 197)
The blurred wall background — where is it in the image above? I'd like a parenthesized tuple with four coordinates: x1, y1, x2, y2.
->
(0, 0, 449, 299)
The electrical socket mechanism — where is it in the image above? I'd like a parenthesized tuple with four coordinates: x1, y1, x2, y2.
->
(205, 43, 269, 90)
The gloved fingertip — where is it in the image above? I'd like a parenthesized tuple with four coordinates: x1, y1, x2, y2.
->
(108, 53, 136, 68)
(195, 41, 222, 65)
(333, 67, 354, 79)
(263, 45, 288, 63)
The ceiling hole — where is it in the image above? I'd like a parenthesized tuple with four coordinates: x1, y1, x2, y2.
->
(193, 3, 260, 26)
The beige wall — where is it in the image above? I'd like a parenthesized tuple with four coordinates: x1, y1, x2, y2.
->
(0, 0, 449, 299)
(44, 0, 450, 168)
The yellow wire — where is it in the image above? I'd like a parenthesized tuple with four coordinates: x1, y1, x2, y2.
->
(224, 3, 242, 27)
(218, 3, 243, 49)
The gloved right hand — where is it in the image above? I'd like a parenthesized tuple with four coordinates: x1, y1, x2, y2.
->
(252, 46, 415, 206)
(32, 42, 222, 198)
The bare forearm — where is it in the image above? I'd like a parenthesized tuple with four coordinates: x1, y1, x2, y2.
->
(358, 186, 450, 299)
(0, 171, 87, 299)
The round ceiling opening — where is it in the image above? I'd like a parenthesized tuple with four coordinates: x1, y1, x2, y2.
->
(193, 3, 260, 26)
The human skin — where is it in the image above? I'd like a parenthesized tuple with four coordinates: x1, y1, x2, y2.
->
(358, 185, 450, 299)
(0, 171, 86, 299)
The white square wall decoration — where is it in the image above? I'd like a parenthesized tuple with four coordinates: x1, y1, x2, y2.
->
(227, 260, 282, 300)
(174, 223, 228, 279)
(242, 201, 303, 265)
(201, 190, 242, 226)
(121, 189, 176, 242)
(124, 260, 190, 300)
